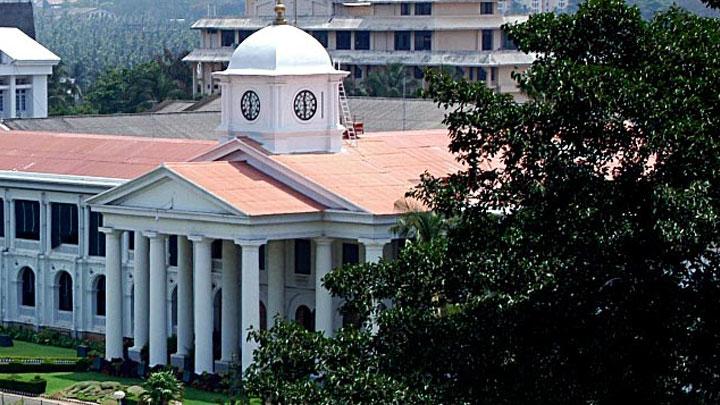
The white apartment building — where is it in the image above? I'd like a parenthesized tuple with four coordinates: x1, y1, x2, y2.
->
(183, 0, 533, 100)
(0, 27, 60, 119)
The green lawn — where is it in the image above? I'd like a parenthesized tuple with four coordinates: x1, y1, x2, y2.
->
(0, 340, 77, 358)
(0, 372, 230, 404)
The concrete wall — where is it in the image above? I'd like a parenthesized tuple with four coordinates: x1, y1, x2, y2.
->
(435, 30, 478, 51)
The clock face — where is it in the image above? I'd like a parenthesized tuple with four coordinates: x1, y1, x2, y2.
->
(293, 90, 317, 121)
(241, 90, 260, 121)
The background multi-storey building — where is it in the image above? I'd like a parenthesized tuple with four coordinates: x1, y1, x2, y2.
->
(183, 0, 534, 101)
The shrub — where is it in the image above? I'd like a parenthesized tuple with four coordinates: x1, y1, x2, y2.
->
(141, 370, 183, 404)
(0, 325, 104, 354)
(0, 375, 47, 395)
(0, 358, 90, 373)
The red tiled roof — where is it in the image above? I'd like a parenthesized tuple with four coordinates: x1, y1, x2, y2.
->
(165, 161, 325, 216)
(0, 131, 216, 179)
(270, 129, 464, 215)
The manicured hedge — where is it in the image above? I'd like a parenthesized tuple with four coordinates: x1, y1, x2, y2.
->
(0, 376, 47, 395)
(0, 358, 90, 373)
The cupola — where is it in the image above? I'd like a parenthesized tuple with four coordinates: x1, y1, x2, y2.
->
(214, 1, 349, 154)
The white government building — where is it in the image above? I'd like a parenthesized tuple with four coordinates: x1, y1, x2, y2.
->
(0, 27, 59, 119)
(0, 8, 461, 374)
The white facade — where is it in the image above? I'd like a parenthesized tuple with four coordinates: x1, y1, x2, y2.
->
(0, 27, 60, 119)
(0, 18, 449, 377)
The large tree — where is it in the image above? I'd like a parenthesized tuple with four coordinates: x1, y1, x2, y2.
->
(245, 0, 720, 403)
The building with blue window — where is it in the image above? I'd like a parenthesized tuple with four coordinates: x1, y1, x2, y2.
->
(0, 27, 60, 119)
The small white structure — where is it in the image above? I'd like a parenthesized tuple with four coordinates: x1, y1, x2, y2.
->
(215, 24, 349, 153)
(0, 27, 60, 119)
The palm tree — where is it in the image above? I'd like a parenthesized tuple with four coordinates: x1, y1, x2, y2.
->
(391, 199, 446, 242)
(365, 64, 421, 98)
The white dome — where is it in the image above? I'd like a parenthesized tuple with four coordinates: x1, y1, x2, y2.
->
(225, 25, 340, 76)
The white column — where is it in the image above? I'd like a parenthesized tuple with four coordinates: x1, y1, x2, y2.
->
(314, 238, 333, 336)
(220, 240, 239, 363)
(31, 75, 48, 118)
(8, 75, 16, 119)
(363, 240, 386, 264)
(175, 235, 193, 357)
(130, 232, 149, 356)
(238, 240, 262, 372)
(191, 236, 213, 374)
(266, 240, 285, 322)
(361, 239, 387, 333)
(102, 228, 123, 360)
(147, 232, 168, 367)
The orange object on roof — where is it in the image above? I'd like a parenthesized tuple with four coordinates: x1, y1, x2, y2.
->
(165, 161, 325, 216)
(0, 131, 216, 179)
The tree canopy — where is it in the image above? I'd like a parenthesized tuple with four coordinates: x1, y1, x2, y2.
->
(244, 0, 720, 403)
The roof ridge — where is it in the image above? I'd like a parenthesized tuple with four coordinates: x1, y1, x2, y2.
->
(5, 130, 218, 145)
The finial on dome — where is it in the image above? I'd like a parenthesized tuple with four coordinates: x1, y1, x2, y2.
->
(274, 0, 287, 25)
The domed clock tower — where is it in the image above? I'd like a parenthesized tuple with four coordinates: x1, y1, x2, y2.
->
(214, 2, 349, 154)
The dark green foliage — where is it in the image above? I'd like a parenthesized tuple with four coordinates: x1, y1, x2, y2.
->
(245, 320, 430, 404)
(84, 55, 191, 114)
(0, 358, 90, 374)
(244, 0, 720, 403)
(141, 370, 184, 404)
(0, 376, 47, 395)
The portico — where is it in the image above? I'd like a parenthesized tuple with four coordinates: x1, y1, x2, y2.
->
(95, 196, 393, 373)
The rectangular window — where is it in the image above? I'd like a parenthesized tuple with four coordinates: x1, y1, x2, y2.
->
(0, 91, 3, 112)
(221, 30, 235, 47)
(502, 31, 518, 50)
(353, 65, 363, 79)
(16, 89, 26, 113)
(128, 231, 134, 250)
(414, 2, 432, 15)
(168, 235, 178, 267)
(51, 203, 78, 248)
(0, 199, 4, 237)
(400, 3, 411, 15)
(294, 239, 311, 275)
(89, 211, 105, 257)
(354, 31, 370, 50)
(311, 31, 328, 47)
(481, 2, 494, 14)
(414, 66, 425, 80)
(414, 31, 432, 51)
(394, 31, 411, 51)
(212, 239, 222, 259)
(239, 30, 254, 43)
(336, 31, 351, 50)
(342, 243, 359, 265)
(14, 200, 39, 241)
(482, 29, 494, 51)
(491, 67, 498, 82)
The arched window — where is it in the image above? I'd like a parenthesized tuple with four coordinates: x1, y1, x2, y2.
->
(295, 305, 314, 331)
(260, 301, 267, 331)
(19, 267, 35, 307)
(58, 271, 73, 312)
(94, 276, 106, 316)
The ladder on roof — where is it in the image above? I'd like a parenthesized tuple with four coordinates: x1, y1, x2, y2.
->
(338, 81, 357, 143)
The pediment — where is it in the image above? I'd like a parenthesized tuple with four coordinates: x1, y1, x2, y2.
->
(87, 167, 245, 217)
